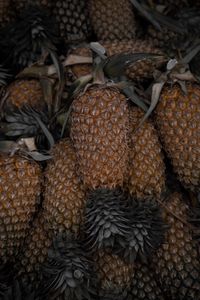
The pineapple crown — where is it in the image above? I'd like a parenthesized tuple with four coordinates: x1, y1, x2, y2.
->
(84, 188, 130, 254)
(117, 197, 168, 264)
(0, 4, 60, 71)
(40, 234, 97, 300)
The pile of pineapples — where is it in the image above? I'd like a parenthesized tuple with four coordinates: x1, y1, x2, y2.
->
(0, 0, 200, 299)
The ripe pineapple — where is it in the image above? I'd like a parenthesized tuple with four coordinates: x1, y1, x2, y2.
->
(126, 106, 165, 199)
(0, 153, 42, 263)
(95, 250, 133, 298)
(70, 40, 164, 82)
(43, 139, 86, 236)
(51, 0, 91, 43)
(4, 79, 44, 112)
(128, 262, 165, 300)
(152, 192, 200, 299)
(155, 83, 200, 192)
(17, 211, 52, 283)
(71, 87, 129, 189)
(88, 0, 136, 41)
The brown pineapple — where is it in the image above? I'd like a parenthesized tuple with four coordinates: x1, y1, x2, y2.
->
(152, 192, 200, 299)
(0, 154, 42, 263)
(88, 0, 136, 41)
(155, 83, 200, 192)
(127, 106, 165, 199)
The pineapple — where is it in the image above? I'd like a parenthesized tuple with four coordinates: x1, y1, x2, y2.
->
(102, 40, 164, 81)
(17, 211, 52, 283)
(95, 250, 133, 298)
(70, 86, 129, 189)
(0, 153, 42, 263)
(70, 40, 164, 82)
(88, 0, 136, 41)
(126, 106, 165, 199)
(43, 139, 87, 237)
(154, 83, 200, 192)
(128, 262, 165, 300)
(4, 79, 44, 112)
(152, 192, 200, 299)
(0, 279, 36, 300)
(51, 0, 91, 43)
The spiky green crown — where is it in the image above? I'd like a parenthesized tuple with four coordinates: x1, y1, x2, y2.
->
(0, 4, 60, 70)
(117, 198, 167, 263)
(40, 234, 96, 300)
(84, 188, 130, 254)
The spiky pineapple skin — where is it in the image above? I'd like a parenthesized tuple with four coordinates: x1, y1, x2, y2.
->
(0, 154, 42, 263)
(88, 0, 136, 41)
(71, 87, 129, 189)
(51, 0, 91, 42)
(95, 251, 132, 295)
(152, 192, 200, 299)
(43, 139, 86, 236)
(17, 211, 52, 283)
(129, 263, 165, 300)
(127, 106, 165, 199)
(5, 79, 43, 111)
(155, 83, 200, 192)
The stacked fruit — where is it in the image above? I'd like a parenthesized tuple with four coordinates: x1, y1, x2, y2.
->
(0, 0, 200, 299)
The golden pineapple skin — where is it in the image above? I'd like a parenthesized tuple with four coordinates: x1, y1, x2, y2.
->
(43, 139, 86, 236)
(18, 211, 52, 282)
(95, 251, 132, 292)
(5, 79, 43, 111)
(127, 106, 165, 199)
(152, 192, 200, 299)
(155, 83, 200, 192)
(51, 0, 91, 42)
(71, 87, 129, 189)
(0, 154, 42, 263)
(88, 0, 136, 41)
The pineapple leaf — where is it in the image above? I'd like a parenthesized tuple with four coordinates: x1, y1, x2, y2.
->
(34, 115, 54, 148)
(103, 53, 164, 79)
(130, 0, 162, 31)
(137, 81, 165, 126)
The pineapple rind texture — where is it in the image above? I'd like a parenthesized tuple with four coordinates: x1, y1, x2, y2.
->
(155, 83, 200, 192)
(5, 79, 43, 111)
(43, 139, 86, 236)
(0, 155, 42, 263)
(127, 106, 165, 199)
(88, 0, 136, 41)
(17, 212, 52, 283)
(95, 251, 132, 292)
(153, 192, 200, 299)
(71, 87, 129, 189)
